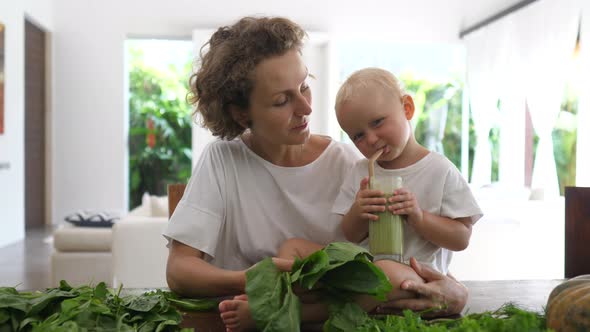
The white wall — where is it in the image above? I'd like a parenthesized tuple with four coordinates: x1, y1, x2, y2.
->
(0, 0, 53, 247)
(50, 0, 519, 225)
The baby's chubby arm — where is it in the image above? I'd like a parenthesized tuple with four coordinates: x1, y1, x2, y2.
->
(388, 188, 472, 251)
(341, 177, 387, 243)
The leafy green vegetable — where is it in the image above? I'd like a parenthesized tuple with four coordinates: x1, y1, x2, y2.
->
(165, 298, 217, 312)
(0, 281, 215, 331)
(246, 242, 392, 331)
(247, 242, 552, 332)
(321, 260, 392, 300)
(246, 258, 301, 331)
(385, 302, 546, 331)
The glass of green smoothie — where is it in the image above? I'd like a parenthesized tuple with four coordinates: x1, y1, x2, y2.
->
(369, 175, 404, 262)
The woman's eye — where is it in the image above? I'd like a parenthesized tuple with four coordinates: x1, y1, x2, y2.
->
(300, 83, 310, 92)
(273, 97, 288, 107)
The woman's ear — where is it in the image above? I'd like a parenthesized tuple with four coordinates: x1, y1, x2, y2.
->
(230, 105, 250, 129)
(402, 95, 415, 120)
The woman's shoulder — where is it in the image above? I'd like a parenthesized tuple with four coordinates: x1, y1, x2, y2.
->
(203, 138, 246, 155)
(314, 135, 361, 159)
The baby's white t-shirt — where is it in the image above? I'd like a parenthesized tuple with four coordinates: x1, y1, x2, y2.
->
(163, 137, 361, 270)
(332, 152, 482, 274)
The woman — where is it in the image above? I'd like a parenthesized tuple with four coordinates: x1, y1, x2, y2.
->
(163, 15, 467, 321)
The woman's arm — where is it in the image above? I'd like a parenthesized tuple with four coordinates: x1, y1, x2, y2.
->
(166, 240, 246, 297)
(376, 257, 468, 317)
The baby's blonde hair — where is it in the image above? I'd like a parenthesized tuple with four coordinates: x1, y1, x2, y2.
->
(335, 68, 406, 110)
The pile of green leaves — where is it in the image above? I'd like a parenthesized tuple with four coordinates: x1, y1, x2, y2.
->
(0, 280, 216, 332)
(246, 242, 392, 331)
(246, 242, 550, 332)
(325, 302, 549, 332)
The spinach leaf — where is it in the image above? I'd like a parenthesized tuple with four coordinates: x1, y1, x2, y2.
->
(290, 249, 330, 289)
(166, 298, 217, 312)
(124, 294, 162, 312)
(323, 242, 373, 263)
(321, 260, 392, 300)
(246, 257, 301, 331)
(324, 302, 370, 332)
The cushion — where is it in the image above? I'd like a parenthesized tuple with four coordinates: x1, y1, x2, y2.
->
(150, 195, 169, 217)
(53, 224, 112, 252)
(64, 211, 120, 228)
(128, 193, 152, 217)
(128, 193, 169, 217)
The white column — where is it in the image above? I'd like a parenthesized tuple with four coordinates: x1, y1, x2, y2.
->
(576, 3, 590, 186)
(465, 26, 500, 186)
(303, 32, 332, 137)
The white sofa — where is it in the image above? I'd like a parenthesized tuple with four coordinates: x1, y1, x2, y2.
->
(112, 214, 169, 288)
(50, 194, 170, 288)
(51, 224, 113, 286)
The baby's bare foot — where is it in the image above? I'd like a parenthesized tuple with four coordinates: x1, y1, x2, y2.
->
(219, 294, 255, 332)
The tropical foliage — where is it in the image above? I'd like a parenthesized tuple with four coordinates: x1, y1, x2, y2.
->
(400, 74, 477, 178)
(552, 87, 577, 195)
(127, 44, 193, 209)
(400, 74, 576, 191)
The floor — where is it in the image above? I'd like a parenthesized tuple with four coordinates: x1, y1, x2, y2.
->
(0, 226, 54, 290)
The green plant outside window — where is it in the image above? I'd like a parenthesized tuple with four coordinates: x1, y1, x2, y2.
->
(127, 44, 193, 209)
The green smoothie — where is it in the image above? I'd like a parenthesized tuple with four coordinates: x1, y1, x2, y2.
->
(369, 176, 403, 260)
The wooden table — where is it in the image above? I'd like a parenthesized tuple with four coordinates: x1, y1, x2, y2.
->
(177, 279, 563, 331)
(462, 279, 562, 314)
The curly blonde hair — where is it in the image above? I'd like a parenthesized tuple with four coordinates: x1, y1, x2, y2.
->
(335, 67, 406, 110)
(188, 17, 307, 140)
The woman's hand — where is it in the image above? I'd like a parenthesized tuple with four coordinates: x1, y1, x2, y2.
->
(376, 257, 468, 317)
(351, 177, 387, 222)
(388, 188, 423, 228)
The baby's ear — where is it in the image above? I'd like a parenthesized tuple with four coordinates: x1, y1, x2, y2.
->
(230, 105, 250, 129)
(402, 95, 415, 120)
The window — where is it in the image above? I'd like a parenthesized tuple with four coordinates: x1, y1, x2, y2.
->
(126, 39, 193, 209)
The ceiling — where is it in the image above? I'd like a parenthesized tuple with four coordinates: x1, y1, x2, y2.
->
(73, 0, 528, 43)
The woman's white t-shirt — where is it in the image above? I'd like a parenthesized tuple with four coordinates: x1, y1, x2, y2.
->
(163, 138, 360, 270)
(332, 152, 483, 274)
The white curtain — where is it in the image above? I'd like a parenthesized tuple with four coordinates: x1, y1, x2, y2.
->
(515, 0, 579, 197)
(465, 27, 501, 186)
(495, 16, 526, 187)
(577, 2, 590, 186)
(465, 0, 580, 192)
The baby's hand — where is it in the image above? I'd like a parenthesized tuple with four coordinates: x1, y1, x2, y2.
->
(352, 177, 387, 222)
(388, 188, 423, 227)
